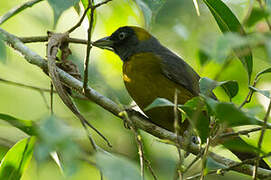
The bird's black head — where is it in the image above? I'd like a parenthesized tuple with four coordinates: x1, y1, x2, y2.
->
(93, 26, 153, 61)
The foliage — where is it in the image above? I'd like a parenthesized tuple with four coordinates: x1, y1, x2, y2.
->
(0, 0, 271, 179)
(96, 152, 141, 180)
(0, 38, 6, 63)
(203, 0, 253, 82)
(47, 0, 80, 27)
(0, 137, 36, 180)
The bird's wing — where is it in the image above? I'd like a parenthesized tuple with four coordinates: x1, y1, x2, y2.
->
(158, 49, 201, 96)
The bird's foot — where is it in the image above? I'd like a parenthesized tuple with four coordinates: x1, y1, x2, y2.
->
(119, 106, 136, 129)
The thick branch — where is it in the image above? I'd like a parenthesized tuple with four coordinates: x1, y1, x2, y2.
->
(0, 27, 271, 178)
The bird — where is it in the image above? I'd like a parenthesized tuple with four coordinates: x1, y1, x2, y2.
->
(93, 26, 269, 169)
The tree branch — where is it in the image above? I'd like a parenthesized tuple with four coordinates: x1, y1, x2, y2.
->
(19, 36, 88, 44)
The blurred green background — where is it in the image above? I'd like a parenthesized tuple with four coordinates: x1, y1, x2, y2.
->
(1, 0, 271, 179)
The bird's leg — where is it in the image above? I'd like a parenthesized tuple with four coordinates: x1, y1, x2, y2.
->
(119, 107, 134, 129)
(121, 103, 148, 129)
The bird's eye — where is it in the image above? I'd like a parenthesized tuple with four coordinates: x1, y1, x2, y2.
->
(118, 32, 126, 40)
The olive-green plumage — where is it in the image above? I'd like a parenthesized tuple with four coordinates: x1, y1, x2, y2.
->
(94, 26, 269, 169)
(94, 26, 200, 133)
(123, 52, 192, 132)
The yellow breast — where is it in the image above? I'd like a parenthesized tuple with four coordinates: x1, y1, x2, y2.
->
(122, 52, 193, 131)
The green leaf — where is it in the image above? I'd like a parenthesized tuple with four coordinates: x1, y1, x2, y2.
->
(199, 77, 239, 99)
(202, 94, 218, 112)
(213, 33, 247, 63)
(0, 37, 6, 63)
(205, 157, 226, 172)
(197, 49, 211, 66)
(199, 78, 218, 96)
(255, 67, 271, 80)
(202, 96, 263, 127)
(222, 136, 263, 158)
(249, 86, 270, 98)
(203, 0, 253, 82)
(144, 97, 210, 142)
(134, 0, 166, 28)
(73, 2, 81, 15)
(134, 0, 152, 28)
(267, 0, 271, 10)
(245, 8, 269, 27)
(47, 0, 80, 28)
(35, 116, 81, 176)
(174, 97, 210, 142)
(264, 37, 271, 60)
(144, 98, 173, 111)
(215, 102, 262, 127)
(220, 80, 239, 100)
(96, 152, 141, 180)
(0, 137, 36, 180)
(179, 104, 210, 142)
(0, 113, 36, 135)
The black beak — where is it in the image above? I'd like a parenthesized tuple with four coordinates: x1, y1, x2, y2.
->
(93, 36, 114, 51)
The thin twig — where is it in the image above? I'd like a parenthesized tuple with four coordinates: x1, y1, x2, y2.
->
(0, 77, 53, 92)
(80, 119, 98, 150)
(50, 82, 54, 115)
(0, 0, 44, 25)
(67, 6, 91, 33)
(121, 111, 145, 180)
(135, 130, 145, 180)
(200, 137, 211, 180)
(94, 0, 113, 8)
(19, 36, 88, 44)
(187, 152, 271, 180)
(0, 77, 88, 101)
(143, 158, 158, 180)
(239, 76, 258, 108)
(121, 111, 158, 180)
(239, 89, 254, 108)
(254, 99, 271, 179)
(218, 127, 263, 139)
(183, 149, 204, 173)
(197, 58, 233, 180)
(174, 89, 183, 180)
(82, 0, 113, 94)
(46, 32, 110, 149)
(83, 0, 94, 93)
(39, 91, 50, 109)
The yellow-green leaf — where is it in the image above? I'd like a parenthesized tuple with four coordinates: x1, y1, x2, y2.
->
(0, 137, 36, 180)
(203, 0, 253, 82)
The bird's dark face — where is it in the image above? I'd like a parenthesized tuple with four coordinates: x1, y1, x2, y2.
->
(94, 26, 152, 61)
